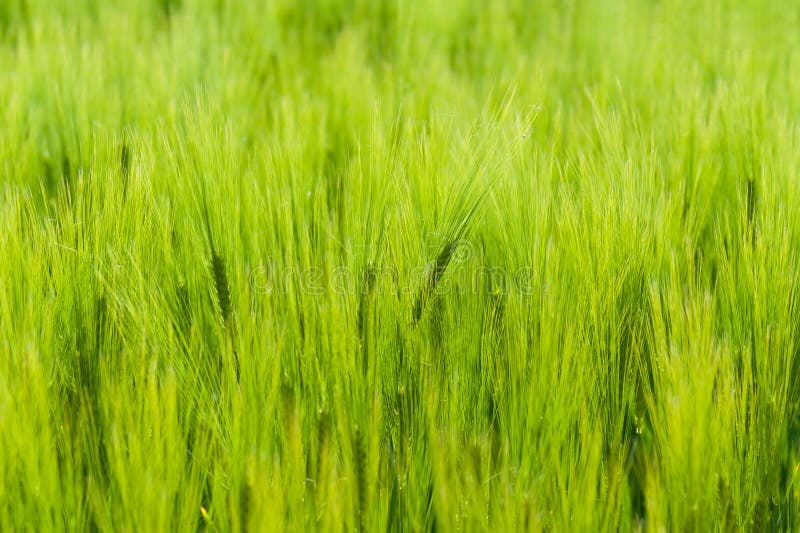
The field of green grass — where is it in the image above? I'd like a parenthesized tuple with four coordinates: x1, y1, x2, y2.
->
(2, 0, 800, 530)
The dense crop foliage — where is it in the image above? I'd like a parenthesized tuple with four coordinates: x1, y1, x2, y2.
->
(2, 0, 800, 530)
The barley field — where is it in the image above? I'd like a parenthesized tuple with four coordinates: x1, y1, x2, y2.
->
(2, 0, 800, 531)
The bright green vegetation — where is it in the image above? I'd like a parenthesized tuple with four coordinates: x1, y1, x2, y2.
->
(2, 1, 800, 531)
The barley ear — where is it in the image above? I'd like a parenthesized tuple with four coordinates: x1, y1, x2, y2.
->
(211, 251, 231, 324)
(412, 240, 459, 325)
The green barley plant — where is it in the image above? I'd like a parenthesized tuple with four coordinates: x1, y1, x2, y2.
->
(2, 0, 800, 531)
